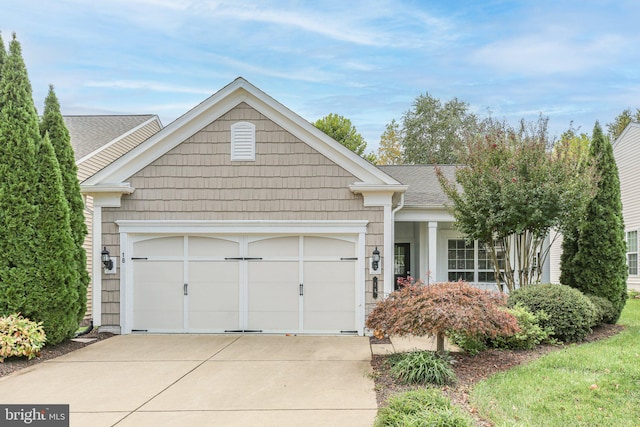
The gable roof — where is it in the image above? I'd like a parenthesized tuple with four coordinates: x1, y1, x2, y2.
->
(379, 165, 456, 206)
(64, 115, 158, 160)
(613, 122, 640, 149)
(82, 77, 400, 187)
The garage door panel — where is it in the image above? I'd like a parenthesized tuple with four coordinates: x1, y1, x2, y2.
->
(133, 261, 184, 331)
(248, 236, 299, 257)
(188, 261, 239, 331)
(247, 261, 299, 331)
(189, 236, 239, 257)
(304, 236, 354, 258)
(134, 236, 184, 257)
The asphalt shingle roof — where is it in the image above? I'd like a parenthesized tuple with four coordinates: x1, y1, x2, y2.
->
(63, 115, 156, 160)
(378, 164, 457, 206)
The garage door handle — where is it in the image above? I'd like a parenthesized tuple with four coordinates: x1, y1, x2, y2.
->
(299, 283, 303, 296)
(340, 257, 358, 260)
(184, 283, 188, 296)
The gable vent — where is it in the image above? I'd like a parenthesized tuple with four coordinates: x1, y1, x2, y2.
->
(231, 122, 256, 161)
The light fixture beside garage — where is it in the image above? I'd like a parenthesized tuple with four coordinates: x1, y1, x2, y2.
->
(101, 247, 116, 274)
(370, 246, 381, 274)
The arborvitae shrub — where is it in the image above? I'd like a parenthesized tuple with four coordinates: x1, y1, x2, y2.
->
(587, 294, 618, 326)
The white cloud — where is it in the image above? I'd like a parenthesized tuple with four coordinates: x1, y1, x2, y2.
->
(85, 80, 214, 95)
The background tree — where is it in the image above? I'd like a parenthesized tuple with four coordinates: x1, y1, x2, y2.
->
(606, 108, 640, 142)
(0, 34, 81, 344)
(376, 119, 403, 165)
(571, 122, 627, 322)
(314, 113, 376, 162)
(401, 93, 478, 164)
(437, 116, 595, 292)
(366, 281, 519, 355)
(0, 32, 5, 86)
(557, 124, 591, 289)
(40, 85, 89, 323)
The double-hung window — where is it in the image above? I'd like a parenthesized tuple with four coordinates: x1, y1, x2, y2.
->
(448, 239, 505, 283)
(627, 231, 638, 275)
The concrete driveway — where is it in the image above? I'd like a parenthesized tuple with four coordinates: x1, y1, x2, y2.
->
(0, 335, 377, 426)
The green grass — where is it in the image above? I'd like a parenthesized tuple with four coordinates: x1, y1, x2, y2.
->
(470, 298, 640, 426)
(390, 350, 457, 386)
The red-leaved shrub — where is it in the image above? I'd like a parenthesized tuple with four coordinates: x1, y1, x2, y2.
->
(366, 281, 519, 354)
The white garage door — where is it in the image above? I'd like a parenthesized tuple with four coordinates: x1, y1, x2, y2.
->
(131, 235, 357, 334)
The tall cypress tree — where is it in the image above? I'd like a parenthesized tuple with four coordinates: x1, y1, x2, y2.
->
(32, 133, 80, 343)
(559, 227, 579, 287)
(0, 34, 80, 344)
(0, 32, 6, 89)
(41, 85, 89, 323)
(0, 34, 41, 317)
(573, 122, 628, 321)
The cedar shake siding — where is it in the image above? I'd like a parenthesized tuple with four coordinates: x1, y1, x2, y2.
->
(100, 103, 384, 327)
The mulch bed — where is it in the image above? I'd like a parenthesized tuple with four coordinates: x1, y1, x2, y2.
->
(0, 328, 114, 378)
(370, 323, 625, 426)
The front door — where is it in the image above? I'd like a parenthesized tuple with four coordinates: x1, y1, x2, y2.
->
(394, 243, 411, 290)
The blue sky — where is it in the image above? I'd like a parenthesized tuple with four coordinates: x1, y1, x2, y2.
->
(2, 0, 639, 151)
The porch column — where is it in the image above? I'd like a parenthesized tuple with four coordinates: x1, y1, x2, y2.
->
(428, 221, 438, 284)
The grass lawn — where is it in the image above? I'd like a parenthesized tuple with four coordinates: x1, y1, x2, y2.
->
(470, 297, 640, 426)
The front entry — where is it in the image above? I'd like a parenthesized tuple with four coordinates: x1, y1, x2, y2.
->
(394, 243, 411, 290)
(130, 234, 358, 334)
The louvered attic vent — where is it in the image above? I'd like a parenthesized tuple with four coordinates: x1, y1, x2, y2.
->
(231, 122, 256, 161)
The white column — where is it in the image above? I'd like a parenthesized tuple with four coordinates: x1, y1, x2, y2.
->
(92, 206, 102, 327)
(419, 222, 428, 282)
(428, 221, 438, 284)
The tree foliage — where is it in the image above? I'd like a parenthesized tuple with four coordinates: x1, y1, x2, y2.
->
(437, 116, 595, 292)
(41, 85, 89, 322)
(376, 119, 403, 165)
(606, 108, 640, 142)
(366, 281, 519, 355)
(402, 93, 478, 164)
(313, 113, 376, 162)
(571, 122, 627, 322)
(0, 34, 81, 344)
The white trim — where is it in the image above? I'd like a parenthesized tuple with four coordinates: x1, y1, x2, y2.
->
(115, 220, 369, 234)
(92, 206, 103, 326)
(76, 116, 161, 165)
(383, 204, 394, 296)
(428, 221, 438, 285)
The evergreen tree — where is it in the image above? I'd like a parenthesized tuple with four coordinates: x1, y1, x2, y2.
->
(32, 133, 80, 343)
(0, 32, 6, 88)
(559, 228, 579, 287)
(41, 85, 89, 322)
(572, 122, 627, 321)
(0, 34, 41, 317)
(0, 34, 80, 344)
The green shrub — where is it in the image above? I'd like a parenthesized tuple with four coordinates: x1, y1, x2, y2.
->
(390, 351, 456, 386)
(508, 284, 595, 343)
(488, 304, 554, 350)
(0, 313, 46, 361)
(587, 294, 618, 325)
(447, 330, 487, 355)
(375, 388, 472, 427)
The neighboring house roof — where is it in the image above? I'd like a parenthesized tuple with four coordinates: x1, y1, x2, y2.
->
(379, 165, 457, 206)
(82, 77, 402, 189)
(64, 115, 158, 161)
(64, 115, 163, 183)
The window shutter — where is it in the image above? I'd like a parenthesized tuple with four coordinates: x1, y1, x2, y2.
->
(231, 122, 256, 161)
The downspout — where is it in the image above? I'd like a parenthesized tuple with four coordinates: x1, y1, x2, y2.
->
(390, 193, 405, 289)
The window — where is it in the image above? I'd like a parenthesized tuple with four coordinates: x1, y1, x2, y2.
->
(627, 231, 638, 275)
(448, 239, 505, 283)
(231, 122, 255, 161)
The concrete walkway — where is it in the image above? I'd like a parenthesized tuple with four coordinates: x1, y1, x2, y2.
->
(0, 335, 377, 427)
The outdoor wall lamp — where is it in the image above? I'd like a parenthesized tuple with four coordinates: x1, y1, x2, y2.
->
(372, 247, 380, 271)
(101, 247, 114, 270)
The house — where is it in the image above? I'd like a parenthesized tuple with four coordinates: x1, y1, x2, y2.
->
(65, 115, 163, 318)
(80, 78, 539, 335)
(613, 123, 640, 291)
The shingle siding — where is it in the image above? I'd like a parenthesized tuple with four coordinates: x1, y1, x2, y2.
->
(100, 103, 384, 326)
(614, 124, 640, 287)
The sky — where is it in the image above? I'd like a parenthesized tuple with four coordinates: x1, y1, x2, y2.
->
(2, 0, 639, 152)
